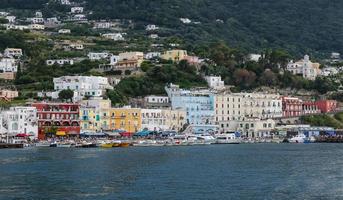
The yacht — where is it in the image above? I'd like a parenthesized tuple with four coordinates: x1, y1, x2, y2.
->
(289, 134, 306, 143)
(215, 133, 241, 144)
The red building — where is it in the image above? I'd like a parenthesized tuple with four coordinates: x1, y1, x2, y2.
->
(32, 102, 80, 140)
(282, 97, 303, 117)
(302, 101, 321, 115)
(315, 100, 337, 113)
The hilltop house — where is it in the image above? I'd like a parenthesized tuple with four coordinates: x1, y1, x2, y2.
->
(286, 55, 321, 80)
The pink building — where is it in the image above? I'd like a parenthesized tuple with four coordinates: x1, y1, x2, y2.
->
(0, 89, 18, 100)
(302, 101, 321, 115)
(282, 97, 303, 117)
(315, 100, 337, 113)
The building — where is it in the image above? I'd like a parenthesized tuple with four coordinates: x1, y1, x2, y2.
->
(46, 59, 74, 66)
(0, 89, 18, 100)
(286, 55, 321, 80)
(161, 50, 188, 62)
(146, 24, 159, 31)
(27, 17, 44, 24)
(68, 43, 84, 50)
(102, 33, 124, 41)
(180, 18, 191, 24)
(0, 107, 38, 139)
(302, 101, 321, 115)
(109, 107, 141, 133)
(117, 51, 144, 68)
(53, 76, 113, 102)
(0, 72, 15, 80)
(5, 16, 16, 23)
(141, 108, 186, 131)
(72, 14, 86, 21)
(144, 52, 161, 60)
(315, 100, 337, 113)
(60, 0, 71, 5)
(32, 102, 80, 139)
(58, 29, 71, 34)
(144, 96, 171, 109)
(184, 55, 200, 66)
(88, 52, 110, 60)
(236, 118, 276, 138)
(0, 58, 17, 73)
(3, 24, 29, 30)
(71, 7, 84, 14)
(248, 54, 262, 62)
(28, 24, 45, 30)
(80, 98, 111, 132)
(107, 76, 121, 86)
(45, 17, 60, 27)
(4, 48, 22, 58)
(166, 84, 215, 125)
(282, 97, 303, 118)
(215, 92, 282, 132)
(205, 76, 225, 90)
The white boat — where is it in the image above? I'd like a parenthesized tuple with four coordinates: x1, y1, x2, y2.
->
(197, 134, 216, 144)
(215, 134, 241, 144)
(133, 140, 164, 147)
(35, 142, 51, 147)
(56, 142, 73, 148)
(171, 135, 189, 146)
(289, 134, 306, 143)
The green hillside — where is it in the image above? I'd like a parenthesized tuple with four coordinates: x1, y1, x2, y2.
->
(1, 0, 342, 55)
(86, 0, 343, 55)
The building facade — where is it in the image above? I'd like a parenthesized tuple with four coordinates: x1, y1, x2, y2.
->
(141, 108, 186, 131)
(161, 50, 188, 62)
(32, 102, 80, 140)
(166, 84, 215, 125)
(109, 107, 141, 133)
(80, 98, 111, 132)
(286, 55, 321, 80)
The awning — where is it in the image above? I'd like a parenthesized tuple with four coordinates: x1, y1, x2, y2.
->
(104, 132, 121, 137)
(81, 132, 106, 137)
(56, 131, 66, 136)
(16, 133, 32, 137)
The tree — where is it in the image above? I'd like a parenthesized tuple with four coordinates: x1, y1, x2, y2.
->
(233, 69, 256, 89)
(58, 89, 74, 102)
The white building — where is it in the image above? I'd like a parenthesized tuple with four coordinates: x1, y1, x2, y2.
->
(58, 29, 71, 34)
(28, 24, 45, 30)
(141, 108, 186, 131)
(59, 0, 71, 5)
(321, 67, 339, 77)
(205, 76, 225, 90)
(0, 58, 17, 72)
(5, 16, 16, 23)
(27, 17, 44, 24)
(72, 14, 86, 21)
(286, 55, 321, 80)
(52, 76, 113, 102)
(215, 92, 282, 132)
(88, 52, 110, 60)
(0, 12, 9, 17)
(71, 7, 84, 14)
(4, 48, 22, 58)
(236, 118, 276, 138)
(0, 107, 38, 139)
(46, 59, 74, 66)
(102, 33, 125, 41)
(3, 24, 28, 30)
(248, 54, 262, 62)
(180, 18, 192, 24)
(144, 52, 161, 60)
(69, 43, 84, 50)
(35, 11, 43, 18)
(146, 24, 159, 31)
(149, 34, 158, 39)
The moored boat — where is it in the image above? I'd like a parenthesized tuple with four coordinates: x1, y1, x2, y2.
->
(215, 133, 241, 144)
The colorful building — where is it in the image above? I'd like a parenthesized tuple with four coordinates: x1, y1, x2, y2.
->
(161, 50, 188, 62)
(80, 98, 111, 132)
(141, 108, 186, 131)
(109, 107, 141, 133)
(282, 97, 303, 117)
(32, 102, 80, 139)
(315, 100, 337, 113)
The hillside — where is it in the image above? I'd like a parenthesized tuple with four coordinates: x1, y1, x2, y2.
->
(86, 0, 343, 55)
(1, 0, 343, 55)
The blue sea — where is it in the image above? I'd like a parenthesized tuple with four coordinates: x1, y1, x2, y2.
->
(0, 144, 343, 200)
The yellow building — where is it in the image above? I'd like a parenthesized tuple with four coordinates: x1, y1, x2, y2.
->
(110, 107, 141, 133)
(80, 98, 111, 132)
(161, 50, 188, 62)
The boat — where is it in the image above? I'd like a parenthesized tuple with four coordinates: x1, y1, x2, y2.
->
(100, 142, 114, 148)
(119, 141, 130, 147)
(57, 143, 73, 148)
(215, 133, 241, 144)
(35, 142, 51, 147)
(133, 140, 164, 147)
(289, 134, 306, 143)
(197, 134, 216, 144)
(171, 135, 189, 146)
